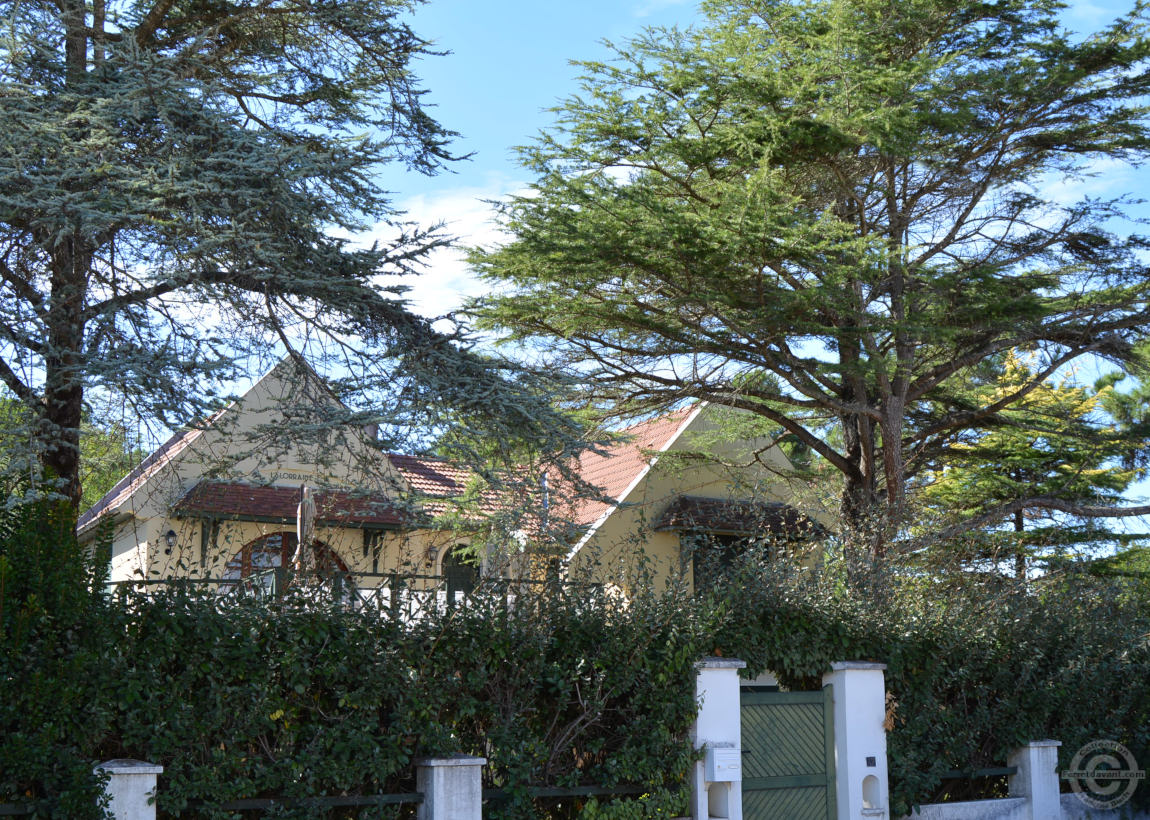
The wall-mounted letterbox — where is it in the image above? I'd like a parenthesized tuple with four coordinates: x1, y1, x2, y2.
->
(704, 746, 742, 782)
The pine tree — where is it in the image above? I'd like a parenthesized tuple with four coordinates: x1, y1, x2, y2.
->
(0, 396, 141, 507)
(919, 352, 1145, 575)
(473, 0, 1150, 548)
(0, 0, 583, 508)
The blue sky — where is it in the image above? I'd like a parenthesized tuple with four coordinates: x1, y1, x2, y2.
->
(369, 0, 1146, 317)
(380, 0, 702, 200)
(369, 0, 704, 315)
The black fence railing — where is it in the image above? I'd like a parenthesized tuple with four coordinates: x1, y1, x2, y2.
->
(483, 784, 649, 801)
(109, 571, 602, 620)
(928, 763, 1019, 803)
(184, 791, 424, 812)
(0, 793, 424, 817)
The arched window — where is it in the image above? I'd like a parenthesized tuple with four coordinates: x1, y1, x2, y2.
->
(441, 545, 479, 594)
(221, 532, 350, 595)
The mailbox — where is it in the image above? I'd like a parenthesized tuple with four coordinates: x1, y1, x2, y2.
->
(704, 745, 742, 782)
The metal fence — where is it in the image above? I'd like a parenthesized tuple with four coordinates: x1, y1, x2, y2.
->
(109, 570, 601, 621)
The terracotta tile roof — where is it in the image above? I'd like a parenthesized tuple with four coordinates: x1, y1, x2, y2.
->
(653, 495, 822, 538)
(78, 393, 698, 538)
(386, 453, 470, 497)
(568, 408, 697, 527)
(172, 481, 410, 527)
(76, 411, 223, 532)
(387, 453, 522, 521)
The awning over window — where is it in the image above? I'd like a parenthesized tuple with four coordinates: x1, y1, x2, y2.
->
(653, 495, 822, 539)
(172, 481, 411, 528)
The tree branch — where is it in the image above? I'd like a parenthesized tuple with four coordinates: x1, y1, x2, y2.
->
(911, 496, 1150, 548)
(134, 0, 179, 46)
(0, 356, 38, 406)
(906, 346, 1084, 447)
(0, 254, 45, 313)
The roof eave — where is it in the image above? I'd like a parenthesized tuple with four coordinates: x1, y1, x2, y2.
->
(76, 508, 134, 540)
(170, 507, 412, 530)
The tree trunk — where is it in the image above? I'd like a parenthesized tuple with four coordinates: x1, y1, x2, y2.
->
(840, 407, 884, 557)
(93, 0, 106, 67)
(1013, 505, 1026, 579)
(838, 315, 882, 553)
(42, 237, 90, 507)
(61, 0, 88, 86)
(879, 398, 907, 537)
(40, 7, 91, 508)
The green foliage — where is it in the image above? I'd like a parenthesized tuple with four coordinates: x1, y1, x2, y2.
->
(473, 0, 1150, 544)
(4, 508, 1147, 818)
(0, 500, 114, 819)
(918, 351, 1147, 571)
(408, 588, 706, 819)
(575, 788, 686, 819)
(77, 414, 147, 512)
(106, 593, 429, 818)
(0, 0, 587, 508)
(713, 553, 1150, 815)
(0, 394, 147, 508)
(3, 572, 709, 819)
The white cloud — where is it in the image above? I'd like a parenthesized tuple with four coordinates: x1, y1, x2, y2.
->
(354, 175, 527, 319)
(1036, 156, 1136, 208)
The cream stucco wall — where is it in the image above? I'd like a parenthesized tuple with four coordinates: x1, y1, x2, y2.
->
(568, 408, 832, 595)
(108, 512, 486, 588)
(148, 519, 453, 581)
(90, 359, 410, 583)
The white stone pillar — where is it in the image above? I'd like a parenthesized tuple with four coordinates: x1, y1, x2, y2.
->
(1008, 740, 1062, 820)
(94, 760, 163, 820)
(692, 657, 745, 820)
(416, 755, 485, 820)
(822, 661, 890, 820)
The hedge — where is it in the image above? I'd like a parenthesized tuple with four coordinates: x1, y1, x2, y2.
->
(2, 507, 711, 819)
(3, 508, 1149, 819)
(714, 554, 1150, 815)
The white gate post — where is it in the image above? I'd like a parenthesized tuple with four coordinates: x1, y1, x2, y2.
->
(822, 661, 890, 820)
(692, 657, 745, 820)
(1008, 740, 1061, 820)
(415, 755, 485, 820)
(94, 760, 163, 820)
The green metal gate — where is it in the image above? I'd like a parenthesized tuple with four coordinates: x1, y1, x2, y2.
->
(740, 686, 837, 820)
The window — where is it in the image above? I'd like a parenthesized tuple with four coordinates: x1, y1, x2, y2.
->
(684, 532, 775, 594)
(441, 545, 479, 594)
(221, 531, 350, 595)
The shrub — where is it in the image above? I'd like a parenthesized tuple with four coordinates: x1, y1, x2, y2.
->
(713, 552, 1150, 815)
(0, 500, 115, 819)
(4, 563, 711, 819)
(4, 514, 1148, 819)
